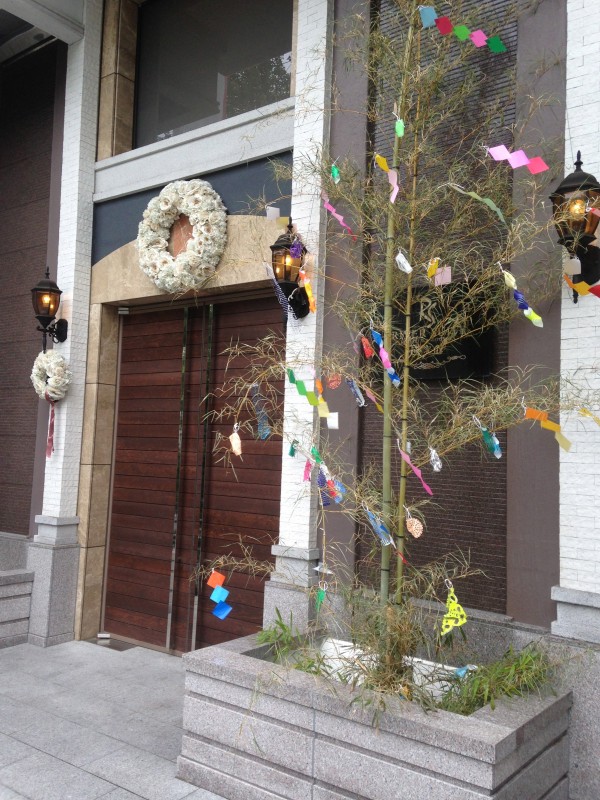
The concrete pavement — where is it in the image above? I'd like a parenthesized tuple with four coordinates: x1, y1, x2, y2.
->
(0, 639, 222, 800)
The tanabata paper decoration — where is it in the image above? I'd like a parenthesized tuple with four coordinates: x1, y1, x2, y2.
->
(331, 163, 341, 184)
(501, 269, 543, 327)
(327, 374, 342, 389)
(435, 265, 452, 286)
(397, 444, 434, 495)
(229, 424, 242, 456)
(427, 257, 440, 279)
(473, 416, 502, 459)
(448, 183, 506, 225)
(317, 468, 330, 506)
(322, 191, 357, 240)
(524, 407, 572, 452)
(213, 602, 233, 620)
(421, 5, 506, 53)
(564, 273, 600, 299)
(210, 585, 229, 603)
(405, 508, 424, 539)
(488, 144, 548, 175)
(207, 570, 225, 589)
(315, 587, 327, 612)
(299, 268, 316, 313)
(371, 329, 402, 386)
(310, 445, 322, 464)
(366, 508, 395, 547)
(395, 250, 413, 273)
(266, 206, 280, 220)
(264, 263, 291, 321)
(580, 407, 600, 427)
(251, 383, 271, 439)
(361, 335, 375, 358)
(289, 439, 298, 457)
(303, 459, 313, 481)
(440, 581, 467, 636)
(374, 153, 400, 202)
(327, 412, 339, 430)
(395, 118, 405, 137)
(346, 378, 366, 406)
(429, 447, 443, 472)
(287, 368, 329, 416)
(365, 386, 384, 413)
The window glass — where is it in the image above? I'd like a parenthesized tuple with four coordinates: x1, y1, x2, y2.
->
(135, 0, 293, 147)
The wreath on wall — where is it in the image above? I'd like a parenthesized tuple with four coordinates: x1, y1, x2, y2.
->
(31, 351, 72, 458)
(137, 179, 228, 294)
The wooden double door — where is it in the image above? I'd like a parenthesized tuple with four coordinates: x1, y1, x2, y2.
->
(104, 297, 283, 652)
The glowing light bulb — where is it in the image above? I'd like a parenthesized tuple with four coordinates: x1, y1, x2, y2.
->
(568, 197, 587, 219)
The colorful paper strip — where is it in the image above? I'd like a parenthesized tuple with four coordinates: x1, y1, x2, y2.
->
(488, 144, 548, 174)
(322, 191, 357, 240)
(397, 446, 434, 495)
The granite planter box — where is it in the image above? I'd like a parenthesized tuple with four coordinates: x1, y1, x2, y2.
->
(177, 634, 572, 800)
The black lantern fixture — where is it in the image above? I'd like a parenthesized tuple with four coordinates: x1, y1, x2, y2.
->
(270, 217, 310, 318)
(31, 267, 68, 352)
(550, 151, 600, 301)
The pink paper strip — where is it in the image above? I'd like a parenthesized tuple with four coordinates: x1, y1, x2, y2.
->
(303, 459, 313, 481)
(398, 447, 433, 496)
(435, 265, 452, 285)
(322, 192, 358, 240)
(507, 149, 530, 168)
(388, 169, 399, 203)
(470, 29, 487, 47)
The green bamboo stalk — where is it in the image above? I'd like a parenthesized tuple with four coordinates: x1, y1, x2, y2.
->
(380, 0, 419, 605)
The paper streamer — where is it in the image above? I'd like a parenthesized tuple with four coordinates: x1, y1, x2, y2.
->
(488, 144, 548, 175)
(564, 273, 600, 299)
(361, 335, 374, 358)
(264, 262, 290, 321)
(250, 383, 271, 440)
(440, 582, 467, 636)
(299, 268, 316, 313)
(397, 444, 434, 495)
(420, 6, 506, 53)
(448, 183, 506, 225)
(331, 163, 340, 184)
(207, 570, 233, 620)
(366, 509, 395, 547)
(374, 154, 399, 203)
(288, 368, 329, 416)
(524, 407, 571, 452)
(346, 378, 366, 406)
(364, 386, 384, 413)
(371, 329, 402, 386)
(322, 191, 357, 240)
(580, 407, 600, 427)
(501, 269, 543, 327)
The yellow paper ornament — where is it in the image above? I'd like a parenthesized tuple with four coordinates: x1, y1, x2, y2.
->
(440, 581, 467, 636)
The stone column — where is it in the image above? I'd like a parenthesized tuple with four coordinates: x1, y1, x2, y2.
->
(27, 0, 102, 646)
(263, 0, 334, 631)
(552, 0, 600, 644)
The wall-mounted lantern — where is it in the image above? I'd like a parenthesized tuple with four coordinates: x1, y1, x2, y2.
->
(550, 151, 600, 301)
(31, 267, 68, 352)
(270, 217, 310, 318)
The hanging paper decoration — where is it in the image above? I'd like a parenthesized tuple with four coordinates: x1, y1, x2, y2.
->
(395, 118, 405, 138)
(397, 443, 434, 495)
(420, 6, 506, 53)
(429, 447, 442, 472)
(289, 439, 298, 457)
(303, 459, 313, 481)
(448, 184, 506, 225)
(264, 263, 290, 321)
(364, 386, 384, 413)
(524, 407, 572, 452)
(299, 268, 316, 313)
(405, 508, 424, 539)
(331, 163, 341, 184)
(374, 154, 399, 203)
(207, 570, 233, 620)
(435, 265, 452, 286)
(580, 407, 600, 427)
(229, 424, 242, 456)
(327, 374, 342, 389)
(488, 144, 548, 175)
(250, 383, 271, 439)
(287, 368, 329, 417)
(473, 416, 502, 459)
(322, 191, 357, 240)
(500, 269, 543, 327)
(317, 468, 331, 506)
(440, 580, 467, 636)
(564, 273, 600, 299)
(371, 329, 402, 386)
(346, 378, 366, 406)
(427, 257, 440, 279)
(310, 446, 322, 464)
(315, 587, 327, 612)
(395, 250, 413, 274)
(361, 335, 374, 358)
(365, 508, 395, 547)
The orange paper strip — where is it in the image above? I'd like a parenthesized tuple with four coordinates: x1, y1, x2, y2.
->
(525, 407, 548, 421)
(207, 570, 226, 589)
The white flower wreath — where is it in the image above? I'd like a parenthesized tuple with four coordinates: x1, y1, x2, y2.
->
(136, 179, 228, 293)
(31, 351, 71, 402)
